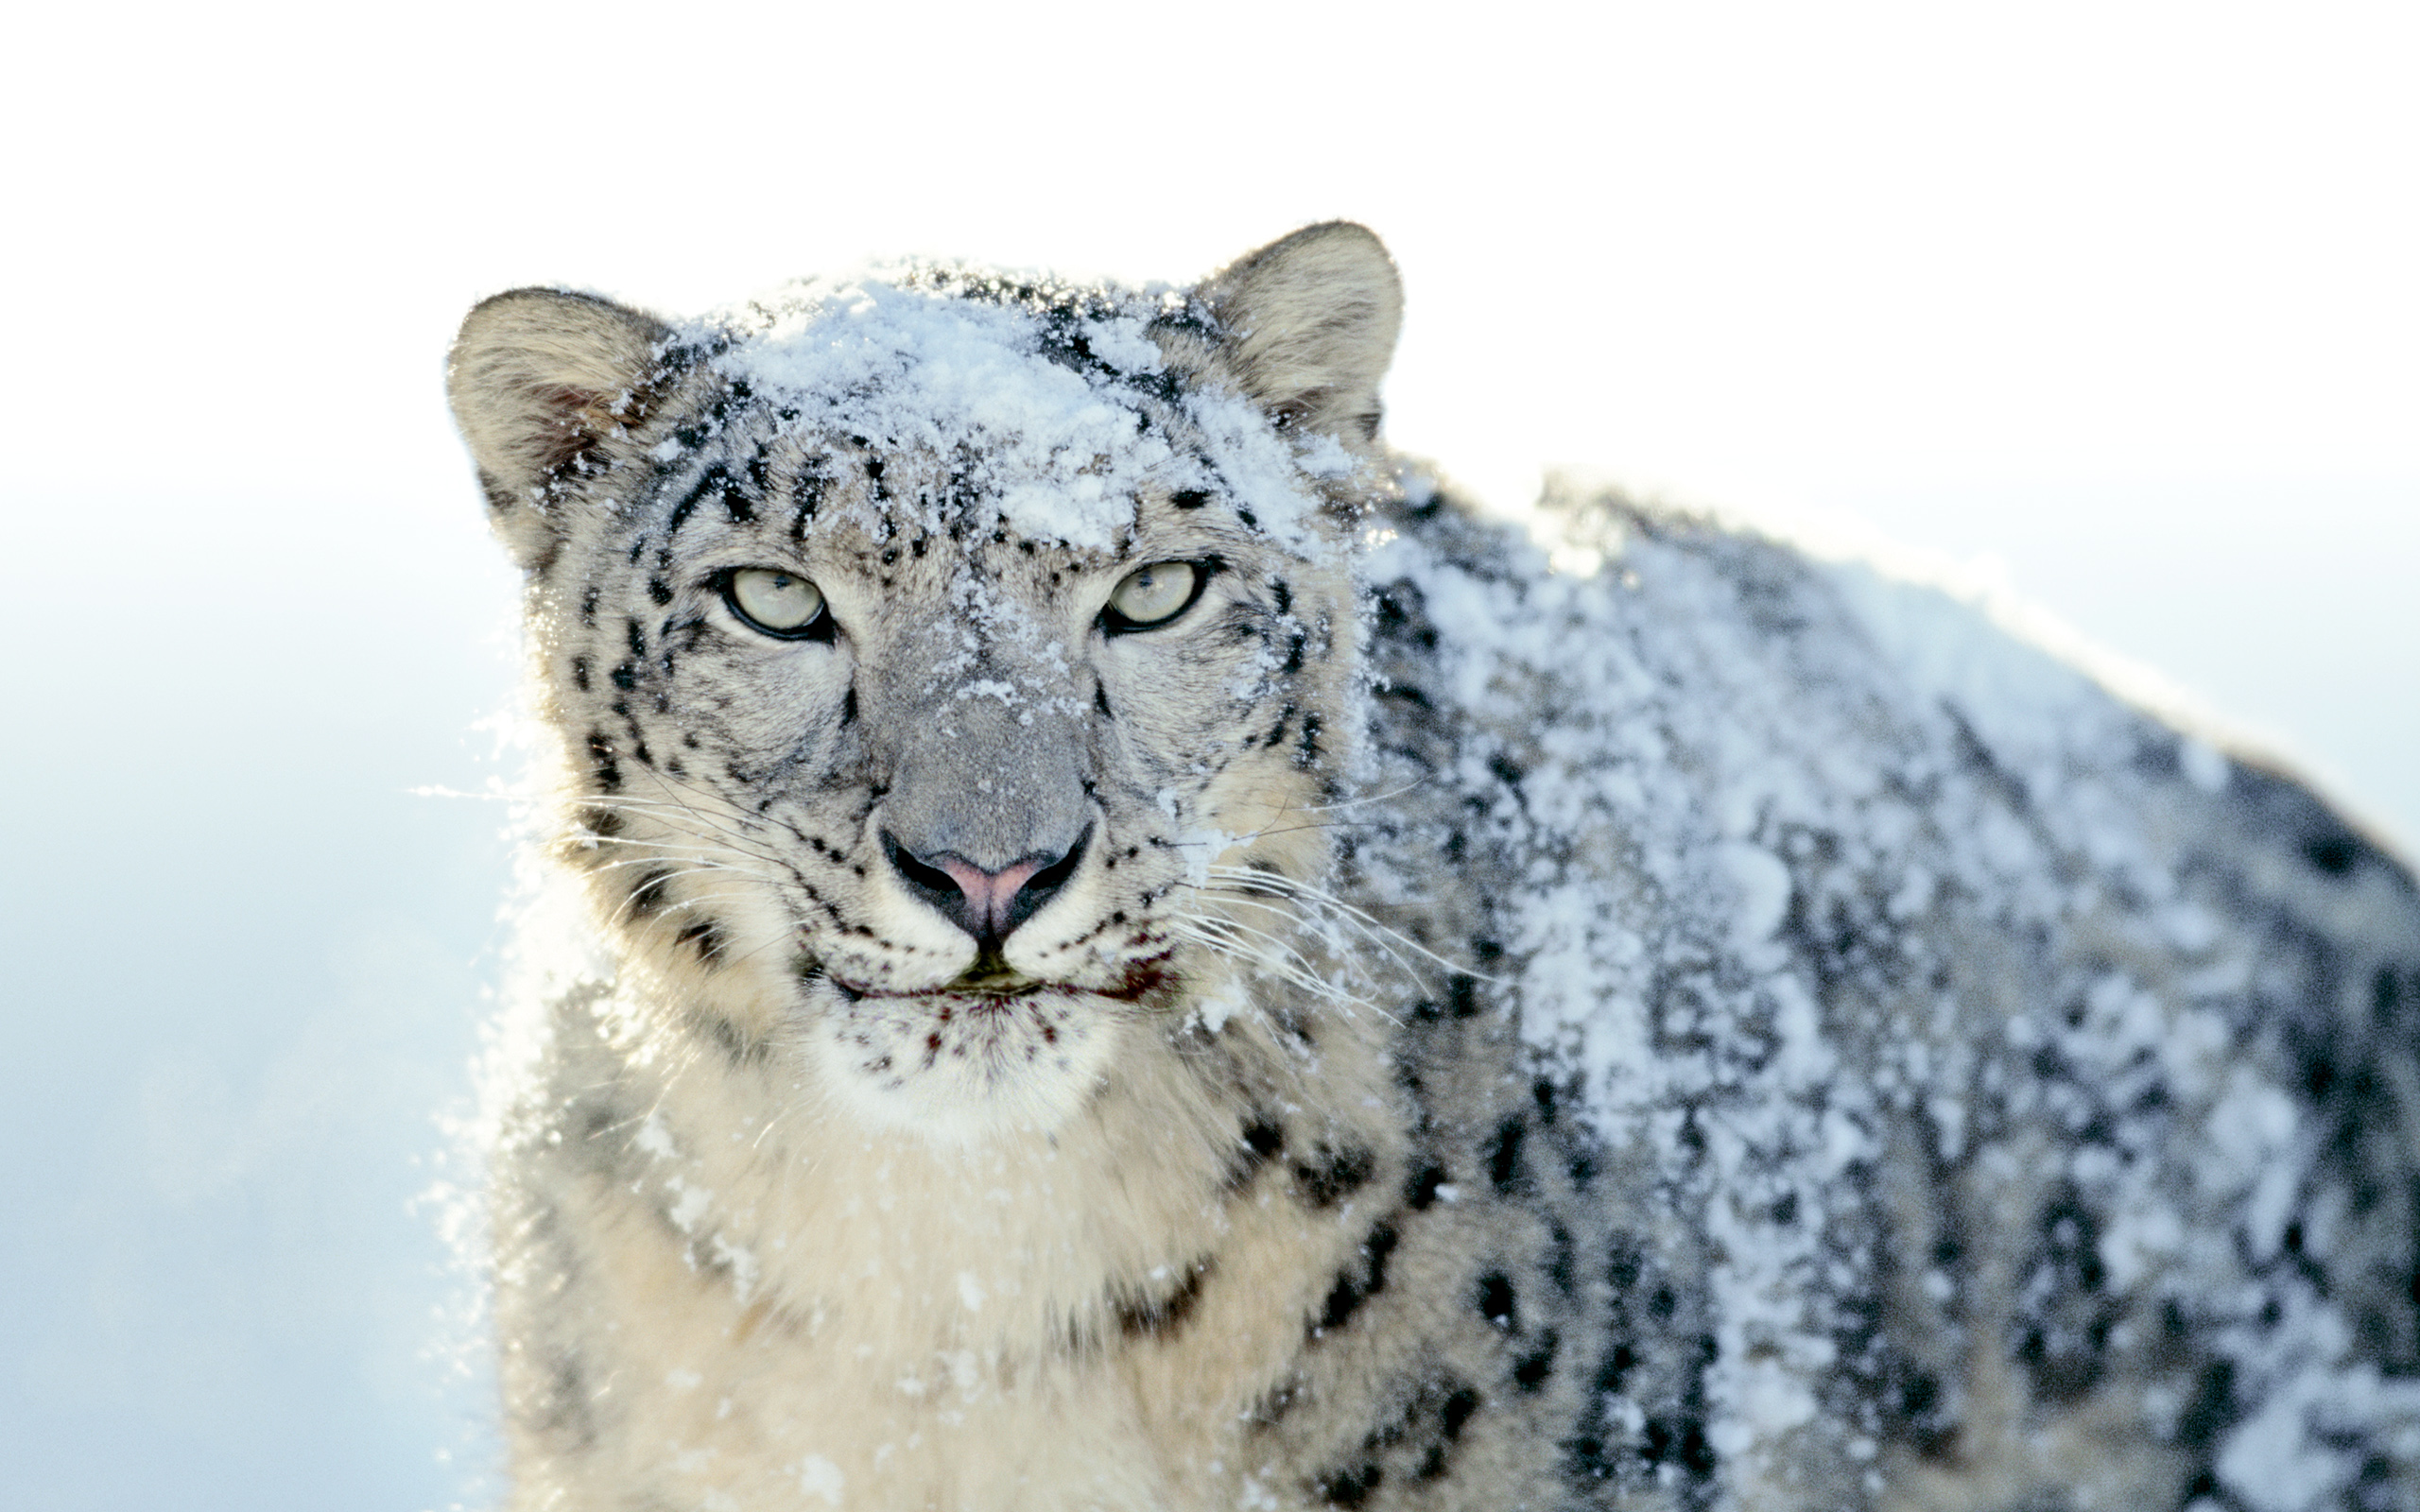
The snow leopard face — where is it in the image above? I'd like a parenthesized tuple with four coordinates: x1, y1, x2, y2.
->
(449, 229, 1404, 1139)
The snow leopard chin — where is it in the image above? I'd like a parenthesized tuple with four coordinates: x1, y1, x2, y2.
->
(801, 978, 1137, 1141)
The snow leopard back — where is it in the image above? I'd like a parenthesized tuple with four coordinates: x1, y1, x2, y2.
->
(1341, 479, 2420, 1511)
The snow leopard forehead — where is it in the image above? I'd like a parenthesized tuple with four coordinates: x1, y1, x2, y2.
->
(652, 266, 1369, 558)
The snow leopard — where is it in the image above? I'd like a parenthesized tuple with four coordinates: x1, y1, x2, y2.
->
(446, 223, 2420, 1512)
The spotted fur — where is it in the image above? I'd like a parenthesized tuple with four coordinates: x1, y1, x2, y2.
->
(449, 226, 2420, 1510)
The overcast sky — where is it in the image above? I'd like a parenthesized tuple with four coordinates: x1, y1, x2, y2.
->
(3, 3, 2412, 1506)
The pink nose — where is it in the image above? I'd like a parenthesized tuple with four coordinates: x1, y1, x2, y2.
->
(932, 856, 1047, 941)
(882, 828, 1090, 947)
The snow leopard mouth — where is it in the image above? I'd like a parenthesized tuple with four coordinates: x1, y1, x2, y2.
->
(817, 954, 1177, 1010)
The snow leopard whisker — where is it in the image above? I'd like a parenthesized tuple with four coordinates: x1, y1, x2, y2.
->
(596, 866, 764, 933)
(1201, 885, 1431, 998)
(1167, 919, 1344, 1005)
(567, 810, 794, 874)
(1170, 913, 1361, 1003)
(1171, 919, 1400, 1027)
(1264, 776, 1435, 816)
(578, 838, 777, 883)
(1200, 863, 1507, 985)
(590, 772, 782, 839)
(572, 793, 786, 858)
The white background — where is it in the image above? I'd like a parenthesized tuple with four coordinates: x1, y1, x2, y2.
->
(2, 3, 2411, 1506)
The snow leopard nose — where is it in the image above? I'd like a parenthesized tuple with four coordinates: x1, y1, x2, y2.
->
(882, 829, 1089, 948)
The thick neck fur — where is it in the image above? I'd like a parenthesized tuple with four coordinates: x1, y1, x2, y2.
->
(497, 881, 1411, 1509)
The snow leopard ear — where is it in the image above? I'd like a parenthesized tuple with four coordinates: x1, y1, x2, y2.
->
(447, 288, 671, 572)
(1200, 222, 1404, 443)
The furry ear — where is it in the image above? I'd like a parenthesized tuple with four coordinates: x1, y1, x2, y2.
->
(1200, 222, 1404, 443)
(446, 288, 670, 571)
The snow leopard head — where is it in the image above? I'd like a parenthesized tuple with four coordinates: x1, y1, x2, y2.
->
(448, 224, 1403, 1139)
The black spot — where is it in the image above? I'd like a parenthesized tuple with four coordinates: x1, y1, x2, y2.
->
(1545, 1223, 1577, 1297)
(1404, 1160, 1448, 1210)
(1094, 684, 1115, 720)
(675, 918, 725, 966)
(1404, 1377, 1489, 1481)
(1295, 711, 1322, 767)
(2015, 1188, 2118, 1402)
(1116, 1258, 1214, 1340)
(2304, 830, 2360, 876)
(2173, 1358, 2237, 1453)
(1476, 1271, 1517, 1329)
(585, 731, 622, 792)
(1281, 630, 1308, 676)
(666, 463, 725, 537)
(1295, 1145, 1375, 1209)
(1316, 1223, 1400, 1333)
(1512, 1329, 1560, 1392)
(647, 576, 673, 606)
(1228, 1117, 1287, 1188)
(578, 585, 598, 625)
(1640, 1417, 1717, 1476)
(1532, 1074, 1580, 1128)
(1313, 1463, 1381, 1507)
(1446, 974, 1480, 1019)
(1595, 1341, 1638, 1396)
(1169, 490, 1210, 510)
(1247, 1376, 1305, 1430)
(1441, 1385, 1480, 1438)
(628, 868, 674, 918)
(1486, 1116, 1530, 1195)
(1488, 752, 1528, 787)
(569, 656, 590, 692)
(838, 686, 857, 728)
(1566, 1145, 1598, 1189)
(610, 661, 638, 692)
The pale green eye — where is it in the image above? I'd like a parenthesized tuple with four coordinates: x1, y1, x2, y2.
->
(725, 568, 827, 637)
(1105, 561, 1201, 630)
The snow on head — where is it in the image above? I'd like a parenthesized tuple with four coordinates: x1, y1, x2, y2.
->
(691, 267, 1333, 552)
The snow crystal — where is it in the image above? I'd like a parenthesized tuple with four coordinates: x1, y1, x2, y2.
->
(795, 1454, 844, 1506)
(1714, 841, 1790, 947)
(666, 1179, 711, 1235)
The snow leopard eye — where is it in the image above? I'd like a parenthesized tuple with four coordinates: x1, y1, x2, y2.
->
(724, 568, 829, 639)
(1102, 561, 1204, 633)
